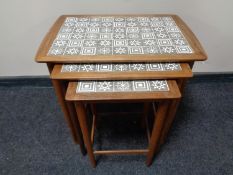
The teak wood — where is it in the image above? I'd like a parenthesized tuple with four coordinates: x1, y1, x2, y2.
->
(51, 63, 193, 80)
(35, 14, 207, 63)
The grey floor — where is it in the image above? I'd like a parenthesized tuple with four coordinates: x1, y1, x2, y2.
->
(0, 76, 233, 175)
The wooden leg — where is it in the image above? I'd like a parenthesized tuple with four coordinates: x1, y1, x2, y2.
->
(141, 102, 150, 129)
(66, 100, 86, 155)
(51, 79, 80, 144)
(47, 63, 86, 155)
(146, 101, 170, 166)
(75, 102, 97, 168)
(47, 63, 83, 144)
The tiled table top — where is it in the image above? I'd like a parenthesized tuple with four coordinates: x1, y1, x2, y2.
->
(35, 15, 207, 62)
(48, 16, 192, 56)
(61, 63, 181, 72)
(76, 80, 169, 93)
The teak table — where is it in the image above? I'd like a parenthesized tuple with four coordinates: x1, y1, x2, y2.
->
(35, 14, 207, 165)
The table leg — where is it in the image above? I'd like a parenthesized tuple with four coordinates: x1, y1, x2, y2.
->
(158, 79, 186, 147)
(158, 61, 194, 147)
(75, 102, 97, 168)
(46, 63, 86, 155)
(146, 101, 170, 166)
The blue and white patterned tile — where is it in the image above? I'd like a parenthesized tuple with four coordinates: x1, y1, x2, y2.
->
(48, 16, 193, 56)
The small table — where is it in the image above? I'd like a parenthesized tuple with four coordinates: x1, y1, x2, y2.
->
(35, 14, 207, 160)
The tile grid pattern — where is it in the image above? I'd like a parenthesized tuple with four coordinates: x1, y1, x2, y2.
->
(61, 63, 181, 72)
(48, 16, 193, 56)
(76, 80, 169, 93)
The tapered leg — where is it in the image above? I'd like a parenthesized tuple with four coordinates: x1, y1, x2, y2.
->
(146, 101, 170, 166)
(158, 79, 187, 147)
(75, 102, 96, 168)
(158, 60, 194, 147)
(141, 102, 150, 129)
(66, 100, 86, 155)
(47, 63, 86, 155)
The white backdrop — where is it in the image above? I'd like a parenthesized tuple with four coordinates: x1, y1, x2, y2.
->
(0, 0, 232, 76)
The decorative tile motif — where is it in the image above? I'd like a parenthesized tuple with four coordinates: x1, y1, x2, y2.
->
(48, 16, 193, 56)
(61, 63, 182, 72)
(76, 80, 169, 93)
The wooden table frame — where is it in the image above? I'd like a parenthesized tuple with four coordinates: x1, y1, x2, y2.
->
(66, 81, 181, 167)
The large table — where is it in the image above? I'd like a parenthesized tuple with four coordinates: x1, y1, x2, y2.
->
(35, 14, 207, 159)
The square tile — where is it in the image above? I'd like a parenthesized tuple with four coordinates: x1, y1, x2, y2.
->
(97, 64, 113, 71)
(96, 81, 113, 92)
(100, 27, 113, 33)
(64, 47, 81, 55)
(52, 40, 69, 47)
(114, 22, 126, 27)
(102, 17, 114, 22)
(126, 27, 139, 33)
(97, 47, 112, 55)
(146, 63, 163, 71)
(83, 40, 97, 47)
(129, 47, 144, 54)
(86, 27, 99, 33)
(128, 40, 142, 47)
(176, 46, 193, 53)
(68, 40, 83, 47)
(127, 33, 141, 39)
(77, 81, 96, 92)
(113, 47, 128, 55)
(113, 33, 126, 39)
(73, 27, 85, 33)
(61, 64, 80, 72)
(133, 81, 150, 91)
(75, 22, 89, 27)
(113, 64, 130, 71)
(129, 64, 147, 71)
(171, 39, 187, 46)
(85, 33, 99, 40)
(114, 27, 126, 33)
(99, 33, 113, 40)
(81, 47, 96, 55)
(113, 81, 133, 92)
(160, 46, 177, 54)
(98, 40, 112, 47)
(142, 39, 157, 46)
(70, 33, 85, 39)
(143, 46, 160, 54)
(57, 33, 71, 40)
(158, 39, 172, 46)
(48, 47, 66, 55)
(163, 63, 182, 71)
(149, 80, 169, 91)
(113, 40, 127, 47)
(141, 33, 155, 39)
(79, 64, 96, 72)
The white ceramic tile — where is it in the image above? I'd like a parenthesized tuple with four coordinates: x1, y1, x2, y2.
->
(48, 16, 193, 56)
(61, 63, 181, 72)
(76, 80, 169, 93)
